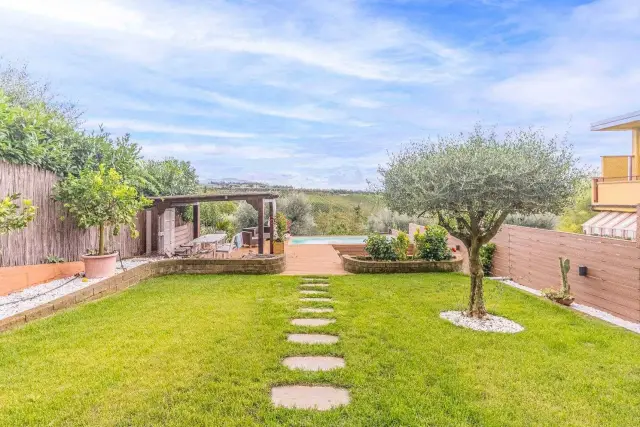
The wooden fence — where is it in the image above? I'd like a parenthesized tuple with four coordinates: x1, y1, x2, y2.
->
(0, 162, 146, 267)
(492, 225, 640, 322)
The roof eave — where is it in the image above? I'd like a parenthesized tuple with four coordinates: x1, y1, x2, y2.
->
(591, 110, 640, 131)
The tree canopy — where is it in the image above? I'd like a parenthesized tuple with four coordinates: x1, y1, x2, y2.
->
(53, 165, 151, 255)
(379, 125, 585, 317)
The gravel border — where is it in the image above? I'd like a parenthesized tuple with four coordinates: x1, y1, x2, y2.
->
(490, 278, 640, 335)
(440, 311, 524, 333)
(0, 257, 164, 320)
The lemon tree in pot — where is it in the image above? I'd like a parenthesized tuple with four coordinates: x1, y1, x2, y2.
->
(54, 165, 150, 278)
(273, 212, 287, 255)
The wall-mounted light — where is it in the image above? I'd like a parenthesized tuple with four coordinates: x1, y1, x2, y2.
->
(578, 265, 588, 277)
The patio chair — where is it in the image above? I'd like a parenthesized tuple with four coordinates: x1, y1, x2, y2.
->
(216, 233, 243, 258)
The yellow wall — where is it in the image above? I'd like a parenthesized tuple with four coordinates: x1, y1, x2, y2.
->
(592, 180, 640, 211)
(601, 156, 630, 180)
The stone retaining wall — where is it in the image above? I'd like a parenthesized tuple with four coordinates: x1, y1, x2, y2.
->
(341, 254, 463, 274)
(0, 256, 286, 333)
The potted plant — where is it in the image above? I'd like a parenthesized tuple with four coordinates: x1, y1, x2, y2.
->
(273, 212, 287, 255)
(54, 165, 150, 278)
(541, 257, 575, 306)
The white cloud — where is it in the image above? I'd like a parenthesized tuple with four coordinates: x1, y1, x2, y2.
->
(84, 119, 256, 138)
(140, 142, 300, 160)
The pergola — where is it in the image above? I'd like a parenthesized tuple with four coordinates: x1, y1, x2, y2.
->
(148, 193, 279, 256)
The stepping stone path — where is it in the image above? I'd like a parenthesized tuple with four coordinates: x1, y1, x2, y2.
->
(272, 276, 350, 410)
(271, 386, 350, 410)
(300, 290, 328, 295)
(282, 356, 345, 371)
(287, 333, 339, 344)
(298, 307, 334, 313)
(291, 318, 336, 327)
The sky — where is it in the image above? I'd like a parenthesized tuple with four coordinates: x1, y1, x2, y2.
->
(0, 0, 638, 189)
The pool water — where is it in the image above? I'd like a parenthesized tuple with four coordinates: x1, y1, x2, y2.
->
(290, 236, 368, 245)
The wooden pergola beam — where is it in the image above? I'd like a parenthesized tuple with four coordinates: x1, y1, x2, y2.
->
(149, 193, 279, 255)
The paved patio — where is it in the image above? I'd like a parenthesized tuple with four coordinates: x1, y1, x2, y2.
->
(230, 242, 348, 275)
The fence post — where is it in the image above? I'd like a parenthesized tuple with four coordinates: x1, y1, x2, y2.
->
(636, 204, 640, 248)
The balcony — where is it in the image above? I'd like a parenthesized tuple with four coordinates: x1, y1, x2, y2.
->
(600, 155, 636, 181)
(592, 175, 640, 212)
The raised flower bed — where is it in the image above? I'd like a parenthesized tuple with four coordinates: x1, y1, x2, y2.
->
(341, 254, 463, 274)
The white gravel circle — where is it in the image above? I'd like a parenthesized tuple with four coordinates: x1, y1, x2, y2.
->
(440, 311, 524, 333)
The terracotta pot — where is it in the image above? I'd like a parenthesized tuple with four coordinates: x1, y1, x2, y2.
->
(82, 253, 117, 279)
(273, 241, 285, 255)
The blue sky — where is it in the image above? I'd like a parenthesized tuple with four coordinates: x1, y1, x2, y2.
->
(0, 0, 638, 189)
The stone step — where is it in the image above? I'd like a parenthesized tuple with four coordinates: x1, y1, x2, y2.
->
(300, 290, 329, 295)
(291, 318, 336, 327)
(287, 334, 339, 344)
(300, 283, 330, 288)
(271, 386, 350, 410)
(300, 297, 332, 302)
(298, 307, 334, 313)
(282, 356, 345, 371)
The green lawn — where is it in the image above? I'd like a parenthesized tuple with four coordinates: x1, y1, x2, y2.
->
(1, 274, 639, 426)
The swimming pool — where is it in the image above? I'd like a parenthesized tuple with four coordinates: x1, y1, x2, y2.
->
(290, 235, 368, 245)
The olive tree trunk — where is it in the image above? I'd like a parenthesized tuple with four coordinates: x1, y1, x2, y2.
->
(467, 240, 487, 318)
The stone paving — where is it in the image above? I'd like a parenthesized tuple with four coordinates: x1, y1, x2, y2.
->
(291, 318, 336, 327)
(299, 290, 329, 295)
(272, 277, 350, 410)
(298, 307, 334, 313)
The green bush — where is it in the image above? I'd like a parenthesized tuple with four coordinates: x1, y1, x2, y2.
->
(365, 234, 397, 261)
(0, 193, 36, 234)
(274, 212, 288, 242)
(479, 243, 496, 275)
(393, 231, 409, 260)
(414, 225, 451, 261)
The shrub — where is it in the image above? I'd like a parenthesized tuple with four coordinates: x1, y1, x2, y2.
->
(279, 192, 315, 235)
(44, 255, 65, 264)
(479, 243, 496, 276)
(414, 225, 451, 261)
(0, 193, 36, 234)
(274, 212, 288, 242)
(393, 231, 409, 260)
(365, 234, 397, 261)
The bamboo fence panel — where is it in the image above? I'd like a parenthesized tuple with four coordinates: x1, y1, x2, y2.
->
(0, 161, 145, 266)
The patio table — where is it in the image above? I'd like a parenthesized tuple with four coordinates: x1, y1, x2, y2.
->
(191, 233, 228, 257)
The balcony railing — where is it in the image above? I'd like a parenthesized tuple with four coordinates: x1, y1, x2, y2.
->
(592, 176, 640, 206)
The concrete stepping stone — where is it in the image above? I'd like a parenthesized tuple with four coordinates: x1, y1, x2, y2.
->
(291, 318, 336, 327)
(271, 386, 350, 410)
(298, 307, 334, 313)
(300, 297, 332, 302)
(300, 290, 328, 295)
(287, 334, 339, 344)
(282, 356, 345, 371)
(300, 283, 330, 288)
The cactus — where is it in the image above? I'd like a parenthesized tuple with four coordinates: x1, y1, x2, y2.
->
(559, 257, 570, 296)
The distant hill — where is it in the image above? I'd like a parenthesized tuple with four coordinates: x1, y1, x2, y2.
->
(203, 179, 372, 195)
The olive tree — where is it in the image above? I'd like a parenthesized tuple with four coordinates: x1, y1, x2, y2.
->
(279, 192, 315, 235)
(378, 126, 585, 318)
